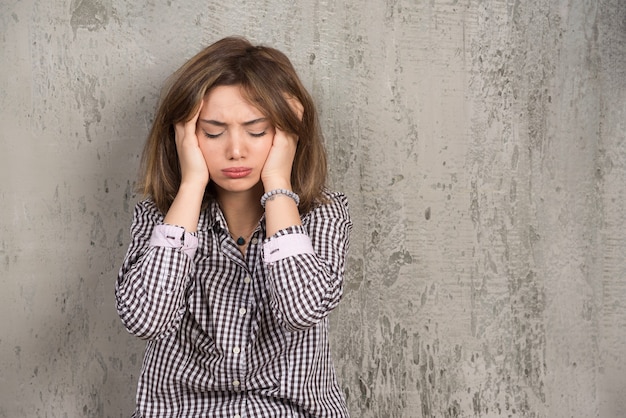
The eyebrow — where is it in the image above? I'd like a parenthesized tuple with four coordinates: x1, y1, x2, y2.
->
(199, 118, 267, 127)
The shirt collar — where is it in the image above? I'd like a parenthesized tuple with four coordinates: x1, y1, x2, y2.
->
(196, 199, 224, 232)
(198, 199, 266, 234)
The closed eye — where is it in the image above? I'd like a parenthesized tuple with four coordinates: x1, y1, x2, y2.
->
(249, 131, 267, 138)
(202, 130, 223, 139)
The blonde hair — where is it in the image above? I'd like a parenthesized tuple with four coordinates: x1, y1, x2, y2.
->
(139, 36, 328, 214)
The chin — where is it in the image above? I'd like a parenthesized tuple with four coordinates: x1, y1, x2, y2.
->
(213, 178, 263, 194)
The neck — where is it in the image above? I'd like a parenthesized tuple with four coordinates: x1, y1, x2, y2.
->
(216, 183, 264, 236)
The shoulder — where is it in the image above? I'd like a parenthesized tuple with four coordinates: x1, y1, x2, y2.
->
(305, 189, 351, 221)
(131, 197, 165, 223)
(322, 189, 350, 210)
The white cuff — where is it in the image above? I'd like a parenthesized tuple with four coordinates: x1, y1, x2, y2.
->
(149, 224, 198, 260)
(263, 233, 314, 263)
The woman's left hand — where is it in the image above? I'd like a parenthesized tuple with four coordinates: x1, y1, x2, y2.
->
(261, 97, 304, 190)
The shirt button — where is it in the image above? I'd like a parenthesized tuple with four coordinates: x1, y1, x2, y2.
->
(244, 276, 251, 284)
(234, 415, 241, 418)
(233, 380, 240, 387)
(233, 346, 240, 354)
(251, 237, 258, 244)
(239, 307, 247, 316)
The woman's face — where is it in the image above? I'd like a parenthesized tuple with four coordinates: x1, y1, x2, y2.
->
(196, 85, 275, 195)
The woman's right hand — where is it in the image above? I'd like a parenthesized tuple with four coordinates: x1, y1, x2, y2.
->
(174, 102, 209, 188)
(164, 103, 207, 231)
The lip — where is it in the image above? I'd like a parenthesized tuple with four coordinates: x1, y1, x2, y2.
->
(221, 167, 253, 179)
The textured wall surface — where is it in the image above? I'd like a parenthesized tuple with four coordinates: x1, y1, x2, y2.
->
(1, 0, 624, 417)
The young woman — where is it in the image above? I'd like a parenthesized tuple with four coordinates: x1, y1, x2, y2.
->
(116, 37, 352, 417)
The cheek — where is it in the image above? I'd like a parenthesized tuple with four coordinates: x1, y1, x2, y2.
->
(255, 136, 274, 160)
(260, 142, 273, 160)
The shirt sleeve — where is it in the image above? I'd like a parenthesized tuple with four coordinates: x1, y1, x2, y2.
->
(263, 192, 352, 332)
(115, 199, 198, 341)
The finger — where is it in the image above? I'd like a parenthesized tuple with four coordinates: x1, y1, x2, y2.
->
(274, 127, 299, 147)
(185, 100, 203, 135)
(190, 100, 203, 124)
(174, 101, 203, 146)
(174, 122, 185, 148)
(284, 95, 304, 121)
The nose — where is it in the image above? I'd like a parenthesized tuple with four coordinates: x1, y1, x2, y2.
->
(226, 130, 245, 160)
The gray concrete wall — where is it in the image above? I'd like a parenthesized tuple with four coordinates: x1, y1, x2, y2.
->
(1, 0, 624, 416)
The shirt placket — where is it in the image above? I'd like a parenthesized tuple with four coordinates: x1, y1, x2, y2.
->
(232, 231, 263, 418)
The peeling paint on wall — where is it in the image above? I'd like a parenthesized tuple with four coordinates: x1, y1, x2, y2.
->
(70, 0, 111, 34)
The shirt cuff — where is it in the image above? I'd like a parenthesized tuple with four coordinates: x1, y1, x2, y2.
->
(149, 224, 198, 260)
(263, 233, 315, 263)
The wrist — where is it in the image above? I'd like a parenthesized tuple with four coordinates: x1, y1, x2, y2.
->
(261, 189, 300, 208)
(179, 179, 208, 193)
(164, 182, 205, 232)
(262, 177, 292, 193)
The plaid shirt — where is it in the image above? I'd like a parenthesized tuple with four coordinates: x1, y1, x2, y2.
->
(116, 191, 352, 417)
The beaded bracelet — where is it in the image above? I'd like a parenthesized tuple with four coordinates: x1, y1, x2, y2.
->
(260, 189, 300, 208)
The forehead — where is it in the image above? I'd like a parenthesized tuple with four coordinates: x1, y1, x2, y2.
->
(201, 85, 264, 119)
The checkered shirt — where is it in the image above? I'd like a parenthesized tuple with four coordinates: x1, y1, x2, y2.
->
(115, 191, 352, 417)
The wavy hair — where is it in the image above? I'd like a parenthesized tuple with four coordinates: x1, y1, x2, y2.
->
(138, 36, 328, 215)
